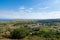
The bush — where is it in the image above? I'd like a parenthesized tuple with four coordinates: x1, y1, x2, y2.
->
(10, 28, 29, 39)
(32, 28, 40, 31)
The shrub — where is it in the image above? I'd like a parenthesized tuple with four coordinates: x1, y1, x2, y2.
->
(10, 28, 29, 39)
(32, 28, 40, 31)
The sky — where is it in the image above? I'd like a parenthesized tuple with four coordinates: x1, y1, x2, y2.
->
(0, 0, 60, 19)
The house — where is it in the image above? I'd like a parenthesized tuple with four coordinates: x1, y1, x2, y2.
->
(28, 23, 42, 29)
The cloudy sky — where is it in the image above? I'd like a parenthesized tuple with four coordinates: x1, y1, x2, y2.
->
(0, 0, 60, 19)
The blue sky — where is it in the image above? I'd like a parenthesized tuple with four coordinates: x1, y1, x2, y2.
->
(0, 0, 60, 19)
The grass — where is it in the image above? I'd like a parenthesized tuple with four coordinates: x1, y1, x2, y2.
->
(39, 26, 55, 32)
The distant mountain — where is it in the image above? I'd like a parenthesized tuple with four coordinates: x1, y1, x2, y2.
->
(37, 19, 60, 23)
(0, 18, 11, 21)
(0, 18, 60, 22)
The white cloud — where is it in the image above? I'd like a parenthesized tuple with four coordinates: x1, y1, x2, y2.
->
(19, 6, 25, 10)
(54, 0, 60, 4)
(0, 6, 60, 19)
(39, 7, 49, 9)
(29, 8, 33, 10)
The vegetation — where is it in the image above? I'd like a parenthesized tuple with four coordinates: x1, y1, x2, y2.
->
(0, 19, 60, 40)
(10, 28, 29, 39)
